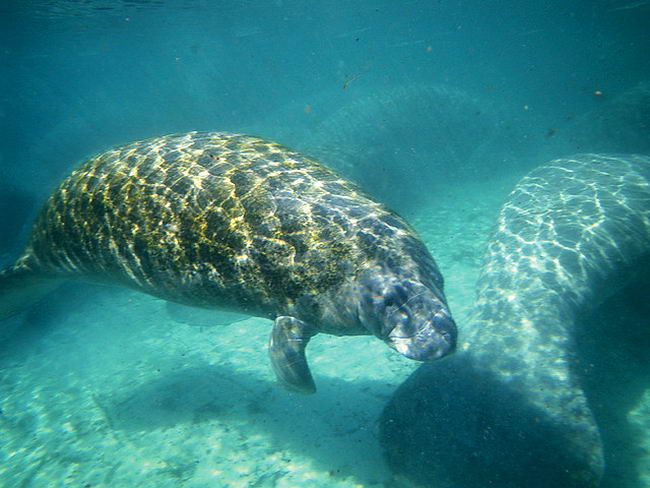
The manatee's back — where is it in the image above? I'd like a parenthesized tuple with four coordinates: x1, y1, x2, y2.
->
(475, 153, 650, 324)
(12, 132, 420, 318)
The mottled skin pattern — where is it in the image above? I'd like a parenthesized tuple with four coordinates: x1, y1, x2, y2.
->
(2, 131, 456, 393)
(381, 154, 650, 487)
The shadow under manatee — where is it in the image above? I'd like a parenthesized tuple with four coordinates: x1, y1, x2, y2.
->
(576, 276, 650, 488)
(380, 276, 650, 488)
(381, 355, 601, 488)
(102, 365, 273, 431)
(165, 301, 248, 328)
(99, 361, 396, 484)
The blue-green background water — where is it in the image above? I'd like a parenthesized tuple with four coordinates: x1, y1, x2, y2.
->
(1, 1, 649, 487)
(2, 0, 648, 226)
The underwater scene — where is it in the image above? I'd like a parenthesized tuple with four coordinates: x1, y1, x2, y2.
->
(1, 1, 649, 487)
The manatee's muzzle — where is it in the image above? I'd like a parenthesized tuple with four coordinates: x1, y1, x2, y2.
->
(387, 315, 457, 361)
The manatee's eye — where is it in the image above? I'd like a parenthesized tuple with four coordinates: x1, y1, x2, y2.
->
(439, 329, 452, 342)
(384, 285, 408, 309)
(384, 293, 398, 309)
(393, 309, 410, 326)
(393, 310, 416, 336)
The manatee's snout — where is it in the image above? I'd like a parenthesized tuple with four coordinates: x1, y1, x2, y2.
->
(387, 311, 457, 361)
(359, 274, 457, 362)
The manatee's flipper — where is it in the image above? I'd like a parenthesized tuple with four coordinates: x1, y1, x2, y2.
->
(269, 316, 317, 394)
(0, 263, 62, 320)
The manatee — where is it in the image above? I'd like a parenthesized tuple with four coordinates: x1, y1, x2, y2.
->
(296, 84, 501, 211)
(566, 81, 650, 155)
(380, 153, 650, 486)
(0, 131, 456, 393)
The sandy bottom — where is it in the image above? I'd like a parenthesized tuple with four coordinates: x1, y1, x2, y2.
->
(1, 175, 648, 487)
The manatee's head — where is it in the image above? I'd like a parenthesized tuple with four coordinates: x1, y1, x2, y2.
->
(357, 272, 457, 361)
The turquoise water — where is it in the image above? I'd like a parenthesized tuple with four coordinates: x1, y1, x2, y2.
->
(1, 1, 649, 487)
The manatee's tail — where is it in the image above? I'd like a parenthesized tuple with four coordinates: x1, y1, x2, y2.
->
(0, 262, 62, 320)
